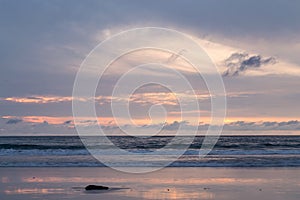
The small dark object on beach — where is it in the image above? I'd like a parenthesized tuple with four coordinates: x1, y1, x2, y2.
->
(167, 188, 170, 191)
(204, 187, 210, 190)
(85, 185, 109, 190)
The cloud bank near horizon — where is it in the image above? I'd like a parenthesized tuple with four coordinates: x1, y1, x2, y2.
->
(1, 116, 300, 135)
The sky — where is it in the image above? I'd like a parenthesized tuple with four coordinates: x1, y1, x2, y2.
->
(0, 0, 300, 135)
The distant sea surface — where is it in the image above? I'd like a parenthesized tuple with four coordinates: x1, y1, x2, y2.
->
(0, 136, 300, 167)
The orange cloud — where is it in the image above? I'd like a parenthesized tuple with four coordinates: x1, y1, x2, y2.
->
(3, 115, 300, 127)
(3, 96, 73, 104)
(2, 115, 72, 124)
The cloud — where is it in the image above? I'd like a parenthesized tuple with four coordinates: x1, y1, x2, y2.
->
(1, 116, 300, 135)
(222, 52, 277, 76)
(2, 96, 73, 104)
(160, 120, 300, 132)
(95, 119, 300, 132)
(63, 120, 72, 125)
(162, 121, 189, 131)
(223, 120, 300, 131)
(167, 49, 187, 63)
(6, 118, 23, 124)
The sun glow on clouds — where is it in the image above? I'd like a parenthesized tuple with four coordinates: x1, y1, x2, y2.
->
(94, 27, 298, 78)
(1, 115, 300, 135)
(2, 96, 73, 104)
(2, 115, 73, 125)
(95, 32, 300, 78)
(1, 32, 299, 135)
(196, 37, 300, 77)
(1, 115, 181, 126)
(2, 92, 211, 105)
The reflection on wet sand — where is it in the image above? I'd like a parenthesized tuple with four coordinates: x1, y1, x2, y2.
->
(1, 177, 9, 183)
(7, 175, 273, 200)
(124, 188, 214, 200)
(1, 168, 300, 200)
(4, 186, 214, 200)
(21, 176, 269, 185)
(4, 188, 65, 195)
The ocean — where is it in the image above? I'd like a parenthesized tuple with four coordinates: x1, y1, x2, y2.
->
(0, 136, 300, 167)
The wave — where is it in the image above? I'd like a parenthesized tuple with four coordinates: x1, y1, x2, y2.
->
(1, 136, 300, 167)
(1, 155, 300, 167)
(0, 144, 84, 150)
(1, 148, 300, 157)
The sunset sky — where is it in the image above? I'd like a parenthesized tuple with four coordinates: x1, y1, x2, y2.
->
(1, 0, 300, 135)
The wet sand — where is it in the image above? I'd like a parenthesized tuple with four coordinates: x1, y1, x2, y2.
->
(1, 167, 300, 200)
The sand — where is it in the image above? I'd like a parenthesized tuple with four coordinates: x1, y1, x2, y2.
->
(0, 167, 300, 200)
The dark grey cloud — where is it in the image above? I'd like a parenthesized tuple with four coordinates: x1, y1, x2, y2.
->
(158, 120, 300, 131)
(162, 121, 189, 131)
(173, 120, 300, 131)
(6, 118, 23, 124)
(63, 120, 72, 125)
(223, 120, 300, 131)
(222, 52, 276, 76)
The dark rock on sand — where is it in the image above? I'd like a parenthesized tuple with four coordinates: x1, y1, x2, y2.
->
(85, 185, 109, 190)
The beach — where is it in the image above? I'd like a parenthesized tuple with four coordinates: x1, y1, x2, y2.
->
(1, 136, 300, 199)
(1, 167, 300, 200)
(2, 1, 300, 200)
